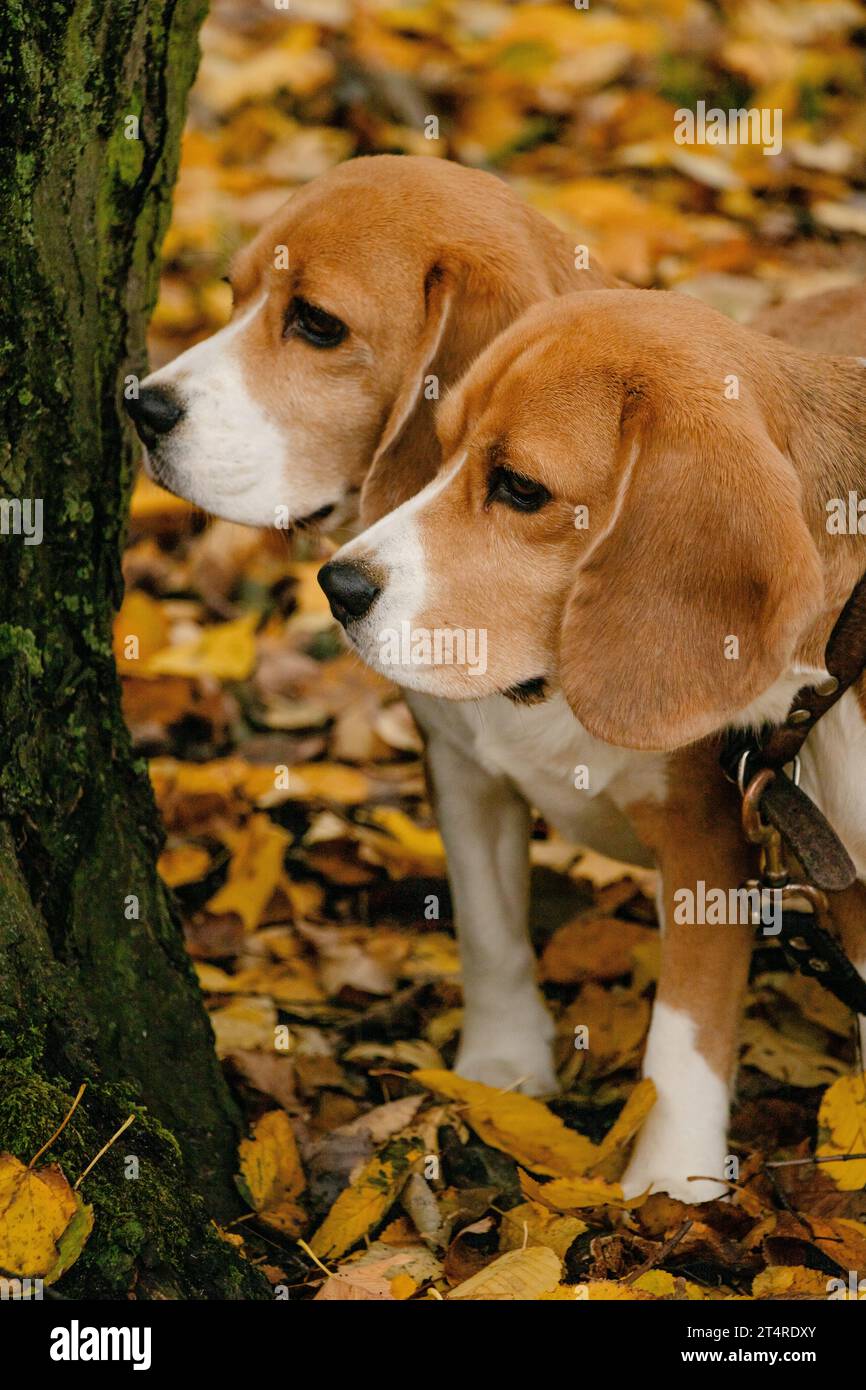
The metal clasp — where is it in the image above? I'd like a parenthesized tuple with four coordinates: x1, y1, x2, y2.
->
(740, 767, 788, 887)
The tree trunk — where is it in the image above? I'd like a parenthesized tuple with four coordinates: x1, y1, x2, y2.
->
(0, 1, 265, 1297)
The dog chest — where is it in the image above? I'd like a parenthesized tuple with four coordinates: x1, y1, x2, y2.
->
(410, 690, 662, 864)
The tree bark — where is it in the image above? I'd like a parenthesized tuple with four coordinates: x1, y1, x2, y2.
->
(0, 1, 265, 1297)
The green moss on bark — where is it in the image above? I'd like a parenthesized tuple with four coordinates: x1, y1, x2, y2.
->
(0, 2, 267, 1296)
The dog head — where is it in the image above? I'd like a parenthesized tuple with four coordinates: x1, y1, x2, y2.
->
(323, 289, 866, 750)
(126, 155, 613, 531)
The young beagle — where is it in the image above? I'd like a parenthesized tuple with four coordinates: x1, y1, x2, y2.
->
(125, 154, 623, 1092)
(322, 287, 866, 1201)
(126, 154, 615, 529)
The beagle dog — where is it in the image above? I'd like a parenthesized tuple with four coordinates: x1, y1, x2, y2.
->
(126, 154, 615, 528)
(323, 287, 866, 1200)
(124, 153, 622, 1089)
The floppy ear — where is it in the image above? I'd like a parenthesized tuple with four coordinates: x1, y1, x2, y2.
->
(558, 404, 824, 751)
(359, 264, 456, 525)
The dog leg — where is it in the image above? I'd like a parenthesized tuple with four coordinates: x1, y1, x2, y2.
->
(425, 729, 558, 1096)
(829, 880, 866, 1064)
(622, 754, 753, 1202)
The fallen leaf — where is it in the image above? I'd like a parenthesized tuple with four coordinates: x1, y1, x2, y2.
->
(366, 807, 445, 864)
(207, 814, 291, 931)
(113, 590, 170, 670)
(741, 1018, 848, 1087)
(0, 1154, 93, 1283)
(816, 1072, 866, 1190)
(593, 1080, 658, 1179)
(498, 1200, 587, 1257)
(447, 1245, 561, 1300)
(560, 983, 650, 1078)
(752, 1266, 834, 1299)
(238, 1110, 306, 1235)
(540, 918, 655, 984)
(519, 1170, 644, 1212)
(412, 1069, 598, 1177)
(209, 996, 277, 1056)
(158, 843, 211, 888)
(146, 611, 259, 680)
(309, 1136, 424, 1261)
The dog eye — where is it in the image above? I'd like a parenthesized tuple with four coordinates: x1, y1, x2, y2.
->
(488, 466, 551, 513)
(286, 297, 347, 349)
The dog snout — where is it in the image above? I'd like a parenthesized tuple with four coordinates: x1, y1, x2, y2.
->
(318, 561, 381, 625)
(125, 384, 185, 447)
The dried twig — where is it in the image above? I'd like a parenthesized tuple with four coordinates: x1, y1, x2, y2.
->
(29, 1083, 86, 1168)
(624, 1218, 693, 1285)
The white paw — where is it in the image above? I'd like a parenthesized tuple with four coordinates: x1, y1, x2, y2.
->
(622, 1115, 729, 1204)
(621, 1158, 728, 1205)
(622, 1002, 731, 1203)
(455, 1047, 559, 1096)
(455, 1001, 558, 1096)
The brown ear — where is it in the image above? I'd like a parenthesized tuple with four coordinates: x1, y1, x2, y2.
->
(359, 265, 456, 525)
(360, 201, 616, 526)
(559, 407, 824, 751)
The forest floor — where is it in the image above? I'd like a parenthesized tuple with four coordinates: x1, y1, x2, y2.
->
(117, 0, 866, 1299)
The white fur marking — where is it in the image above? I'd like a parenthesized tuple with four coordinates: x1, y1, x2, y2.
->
(142, 296, 345, 526)
(622, 1002, 730, 1202)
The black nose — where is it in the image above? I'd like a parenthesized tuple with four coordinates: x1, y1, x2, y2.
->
(125, 384, 184, 446)
(318, 561, 380, 624)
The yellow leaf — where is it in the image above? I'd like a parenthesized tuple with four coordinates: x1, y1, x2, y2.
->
(448, 1246, 561, 1300)
(569, 1280, 658, 1300)
(290, 764, 371, 805)
(593, 1079, 657, 1178)
(412, 1071, 654, 1181)
(367, 807, 445, 862)
(412, 1070, 597, 1177)
(633, 1270, 704, 1300)
(0, 1155, 93, 1283)
(752, 1267, 831, 1299)
(279, 875, 325, 919)
(817, 1217, 866, 1270)
(519, 1170, 644, 1211)
(561, 984, 650, 1079)
(498, 1200, 587, 1257)
(741, 1018, 847, 1088)
(145, 611, 259, 681)
(157, 844, 211, 888)
(209, 995, 277, 1056)
(207, 814, 290, 931)
(817, 1072, 866, 1190)
(402, 933, 461, 981)
(309, 1138, 423, 1262)
(390, 1272, 417, 1300)
(238, 1111, 306, 1237)
(113, 590, 170, 671)
(235, 961, 326, 1005)
(249, 762, 371, 806)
